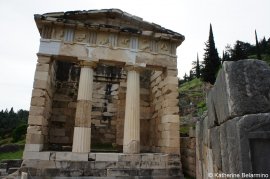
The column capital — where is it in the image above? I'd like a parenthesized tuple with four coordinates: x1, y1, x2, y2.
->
(79, 60, 97, 68)
(124, 64, 145, 72)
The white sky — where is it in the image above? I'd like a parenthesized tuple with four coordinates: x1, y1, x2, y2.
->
(0, 0, 270, 111)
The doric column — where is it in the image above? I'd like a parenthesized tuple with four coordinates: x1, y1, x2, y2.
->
(72, 61, 96, 153)
(123, 66, 140, 154)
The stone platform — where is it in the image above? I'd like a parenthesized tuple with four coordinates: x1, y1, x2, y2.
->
(20, 152, 183, 178)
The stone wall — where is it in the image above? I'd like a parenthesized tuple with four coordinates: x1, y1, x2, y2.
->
(149, 68, 180, 154)
(25, 55, 56, 152)
(49, 60, 79, 149)
(196, 59, 270, 178)
(180, 128, 196, 178)
(91, 64, 125, 147)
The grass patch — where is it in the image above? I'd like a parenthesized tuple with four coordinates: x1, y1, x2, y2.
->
(0, 138, 25, 147)
(0, 138, 12, 146)
(14, 139, 25, 145)
(0, 149, 23, 161)
(179, 78, 203, 92)
(180, 126, 189, 135)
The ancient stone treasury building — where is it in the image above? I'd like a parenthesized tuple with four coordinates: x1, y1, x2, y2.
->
(22, 9, 185, 177)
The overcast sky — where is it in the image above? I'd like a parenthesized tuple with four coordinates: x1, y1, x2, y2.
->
(0, 0, 270, 111)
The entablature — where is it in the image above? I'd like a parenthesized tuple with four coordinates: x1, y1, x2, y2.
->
(35, 9, 184, 56)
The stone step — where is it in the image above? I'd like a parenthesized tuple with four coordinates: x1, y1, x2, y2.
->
(28, 177, 183, 179)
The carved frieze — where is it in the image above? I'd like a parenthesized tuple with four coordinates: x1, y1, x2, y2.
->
(48, 26, 176, 55)
(139, 38, 150, 51)
(75, 30, 87, 43)
(54, 27, 64, 40)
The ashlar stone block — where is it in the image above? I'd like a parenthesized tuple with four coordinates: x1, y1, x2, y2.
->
(95, 153, 119, 161)
(34, 71, 49, 81)
(162, 84, 178, 95)
(31, 97, 46, 107)
(162, 99, 179, 108)
(36, 63, 50, 72)
(26, 133, 44, 144)
(27, 125, 43, 135)
(158, 138, 179, 148)
(162, 106, 179, 115)
(158, 123, 179, 132)
(150, 71, 162, 82)
(24, 144, 44, 152)
(23, 151, 50, 160)
(55, 152, 88, 161)
(163, 92, 178, 100)
(28, 115, 48, 126)
(33, 79, 49, 90)
(37, 55, 51, 64)
(209, 59, 270, 124)
(161, 115, 179, 124)
(161, 130, 179, 139)
(209, 126, 222, 172)
(32, 89, 47, 97)
(163, 76, 178, 86)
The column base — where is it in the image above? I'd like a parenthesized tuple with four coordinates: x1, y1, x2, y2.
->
(20, 153, 183, 178)
(72, 127, 91, 153)
(123, 140, 140, 154)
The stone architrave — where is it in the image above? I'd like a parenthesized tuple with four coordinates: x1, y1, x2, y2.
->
(123, 66, 140, 154)
(72, 61, 96, 153)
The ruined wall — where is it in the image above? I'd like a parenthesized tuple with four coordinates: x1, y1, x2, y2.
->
(196, 59, 270, 178)
(180, 127, 196, 178)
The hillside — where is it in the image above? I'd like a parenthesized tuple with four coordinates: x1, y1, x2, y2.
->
(179, 78, 211, 136)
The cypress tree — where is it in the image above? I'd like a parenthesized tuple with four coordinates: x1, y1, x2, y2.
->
(195, 53, 201, 78)
(183, 73, 188, 82)
(201, 24, 221, 84)
(255, 30, 262, 60)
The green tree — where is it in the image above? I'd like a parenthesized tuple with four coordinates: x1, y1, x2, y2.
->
(0, 108, 28, 139)
(201, 24, 221, 84)
(183, 73, 188, 82)
(231, 41, 248, 61)
(222, 44, 232, 63)
(12, 124, 27, 142)
(260, 37, 267, 54)
(195, 53, 201, 78)
(255, 30, 262, 60)
(189, 70, 195, 81)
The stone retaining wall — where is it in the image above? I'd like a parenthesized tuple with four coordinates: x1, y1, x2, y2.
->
(196, 59, 270, 178)
(180, 136, 196, 178)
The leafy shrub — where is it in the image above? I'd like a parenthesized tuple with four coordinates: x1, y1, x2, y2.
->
(12, 124, 27, 142)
